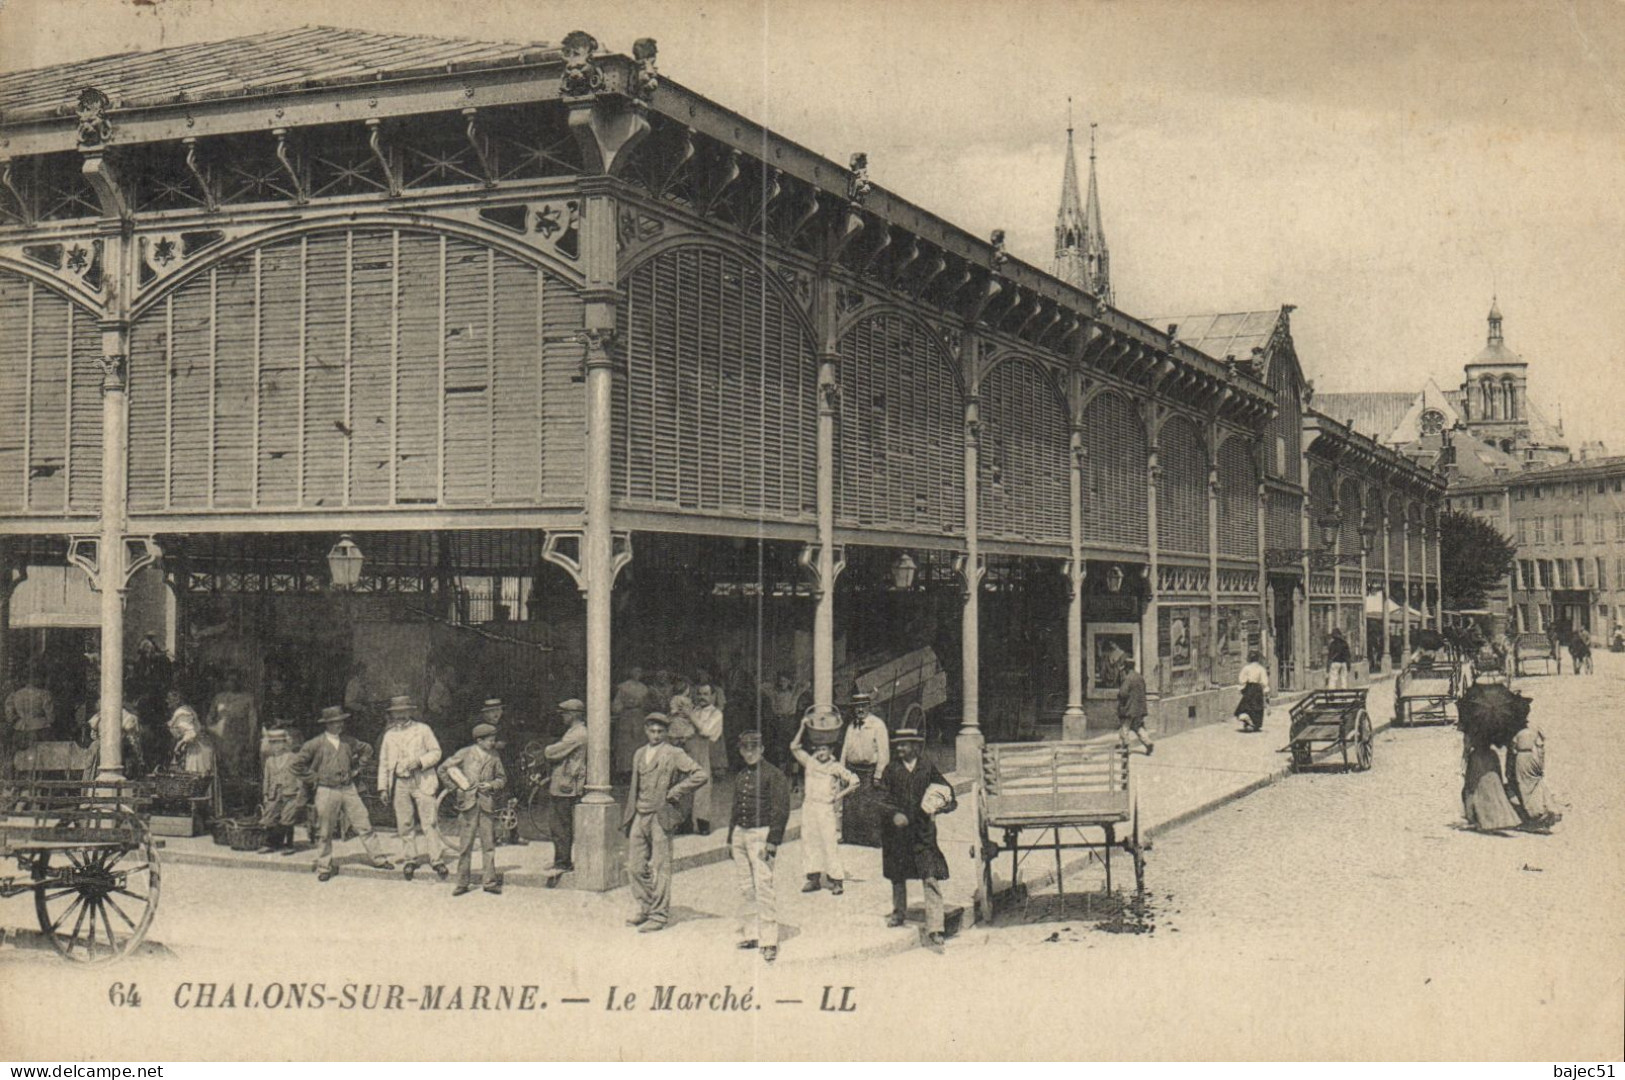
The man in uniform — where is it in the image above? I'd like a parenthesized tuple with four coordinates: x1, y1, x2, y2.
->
(878, 727, 956, 949)
(728, 730, 790, 962)
(542, 699, 588, 873)
(292, 706, 393, 882)
(439, 722, 508, 895)
(839, 690, 890, 847)
(622, 713, 706, 932)
(377, 694, 453, 881)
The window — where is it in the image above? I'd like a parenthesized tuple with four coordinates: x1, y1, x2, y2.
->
(1488, 494, 1500, 510)
(453, 575, 534, 625)
(1515, 519, 1528, 544)
(1539, 603, 1553, 629)
(1537, 560, 1553, 588)
(1473, 495, 1484, 510)
(1615, 511, 1625, 540)
(1533, 486, 1543, 499)
(1553, 515, 1564, 543)
(1598, 558, 1609, 591)
(1575, 559, 1587, 588)
(1516, 487, 1526, 502)
(1614, 479, 1622, 493)
(1519, 559, 1535, 589)
(1533, 517, 1546, 544)
(1598, 482, 1608, 495)
(1517, 604, 1531, 632)
(1595, 515, 1607, 544)
(1617, 557, 1625, 590)
(1557, 560, 1572, 588)
(1573, 514, 1585, 544)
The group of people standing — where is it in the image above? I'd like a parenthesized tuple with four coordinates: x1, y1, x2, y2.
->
(620, 692, 958, 958)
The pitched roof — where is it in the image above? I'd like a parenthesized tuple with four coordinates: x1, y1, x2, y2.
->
(1152, 310, 1280, 365)
(0, 26, 558, 120)
(1315, 391, 1416, 443)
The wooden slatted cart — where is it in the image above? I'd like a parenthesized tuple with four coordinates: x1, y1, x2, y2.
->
(1286, 689, 1374, 771)
(977, 742, 1143, 920)
(1, 779, 161, 963)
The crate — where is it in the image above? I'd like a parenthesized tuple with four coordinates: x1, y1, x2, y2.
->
(981, 741, 1131, 826)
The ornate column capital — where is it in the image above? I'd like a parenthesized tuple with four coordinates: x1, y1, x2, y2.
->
(97, 353, 127, 392)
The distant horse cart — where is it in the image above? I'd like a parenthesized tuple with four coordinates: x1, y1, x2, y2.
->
(1512, 633, 1561, 677)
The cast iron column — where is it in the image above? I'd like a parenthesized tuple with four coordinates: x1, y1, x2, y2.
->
(564, 57, 652, 889)
(1400, 518, 1412, 659)
(1062, 413, 1087, 739)
(812, 284, 839, 713)
(1380, 509, 1392, 670)
(957, 386, 983, 767)
(94, 343, 130, 779)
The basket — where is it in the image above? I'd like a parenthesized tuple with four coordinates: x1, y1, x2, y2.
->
(209, 817, 234, 846)
(224, 818, 271, 851)
(149, 772, 211, 801)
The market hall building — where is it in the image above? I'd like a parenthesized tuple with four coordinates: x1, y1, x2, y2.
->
(0, 28, 1443, 889)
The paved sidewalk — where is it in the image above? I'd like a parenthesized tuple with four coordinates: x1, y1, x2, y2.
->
(154, 674, 1400, 965)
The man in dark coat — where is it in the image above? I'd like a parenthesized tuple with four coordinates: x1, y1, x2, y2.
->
(877, 728, 956, 948)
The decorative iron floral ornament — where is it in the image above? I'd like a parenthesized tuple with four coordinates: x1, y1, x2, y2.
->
(559, 31, 604, 97)
(632, 38, 660, 102)
(75, 87, 113, 148)
(847, 152, 872, 205)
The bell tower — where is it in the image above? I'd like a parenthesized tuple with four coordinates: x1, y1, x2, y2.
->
(1054, 108, 1112, 304)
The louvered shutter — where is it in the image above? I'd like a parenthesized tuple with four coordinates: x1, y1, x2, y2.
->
(211, 255, 254, 507)
(127, 299, 166, 512)
(1217, 436, 1258, 558)
(256, 239, 301, 507)
(1268, 490, 1302, 552)
(397, 232, 445, 503)
(301, 231, 349, 508)
(978, 357, 1067, 543)
(0, 273, 29, 512)
(168, 275, 212, 507)
(492, 253, 543, 504)
(615, 245, 815, 521)
(836, 312, 964, 534)
(1082, 391, 1147, 547)
(65, 305, 101, 511)
(26, 283, 69, 513)
(1157, 414, 1208, 555)
(348, 230, 393, 506)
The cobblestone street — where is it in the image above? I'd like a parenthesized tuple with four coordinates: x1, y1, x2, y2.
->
(876, 655, 1625, 1058)
(3, 660, 1620, 1059)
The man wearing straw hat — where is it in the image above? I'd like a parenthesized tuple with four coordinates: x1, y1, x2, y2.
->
(839, 689, 890, 847)
(292, 705, 394, 882)
(377, 694, 452, 881)
(878, 726, 956, 949)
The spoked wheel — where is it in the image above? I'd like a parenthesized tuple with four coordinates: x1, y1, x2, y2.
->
(34, 816, 161, 963)
(519, 740, 551, 810)
(1354, 710, 1374, 772)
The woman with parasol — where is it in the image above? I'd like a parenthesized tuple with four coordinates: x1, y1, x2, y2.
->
(1454, 683, 1526, 833)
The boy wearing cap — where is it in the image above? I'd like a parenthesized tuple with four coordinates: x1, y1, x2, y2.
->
(878, 728, 956, 948)
(542, 699, 588, 873)
(439, 723, 508, 895)
(790, 713, 859, 894)
(256, 722, 306, 855)
(728, 730, 791, 961)
(291, 706, 394, 881)
(377, 695, 452, 881)
(622, 713, 706, 932)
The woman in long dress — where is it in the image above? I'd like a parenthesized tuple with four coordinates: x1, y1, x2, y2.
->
(1506, 723, 1561, 830)
(1461, 729, 1521, 832)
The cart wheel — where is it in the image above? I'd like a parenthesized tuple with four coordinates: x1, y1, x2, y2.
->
(1354, 711, 1374, 771)
(1130, 801, 1146, 895)
(34, 813, 161, 964)
(902, 702, 926, 733)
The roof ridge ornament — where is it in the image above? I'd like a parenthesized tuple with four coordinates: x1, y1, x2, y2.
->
(560, 31, 604, 98)
(632, 38, 659, 102)
(847, 152, 872, 205)
(76, 87, 112, 149)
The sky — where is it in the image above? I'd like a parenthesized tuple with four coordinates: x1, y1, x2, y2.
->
(3, 0, 1622, 449)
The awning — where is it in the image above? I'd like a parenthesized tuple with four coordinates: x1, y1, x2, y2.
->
(1365, 594, 1425, 621)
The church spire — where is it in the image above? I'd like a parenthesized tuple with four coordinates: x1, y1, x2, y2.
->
(1053, 110, 1112, 304)
(1487, 295, 1503, 346)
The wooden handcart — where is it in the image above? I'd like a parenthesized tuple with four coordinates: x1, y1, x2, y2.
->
(1, 779, 161, 963)
(1512, 632, 1560, 677)
(976, 741, 1143, 920)
(1286, 689, 1374, 772)
(1393, 661, 1460, 725)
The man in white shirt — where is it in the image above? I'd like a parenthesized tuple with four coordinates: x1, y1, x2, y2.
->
(839, 690, 890, 847)
(790, 712, 859, 894)
(377, 695, 452, 881)
(4, 673, 55, 751)
(687, 683, 725, 835)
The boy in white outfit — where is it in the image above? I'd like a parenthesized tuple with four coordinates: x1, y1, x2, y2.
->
(790, 712, 859, 894)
